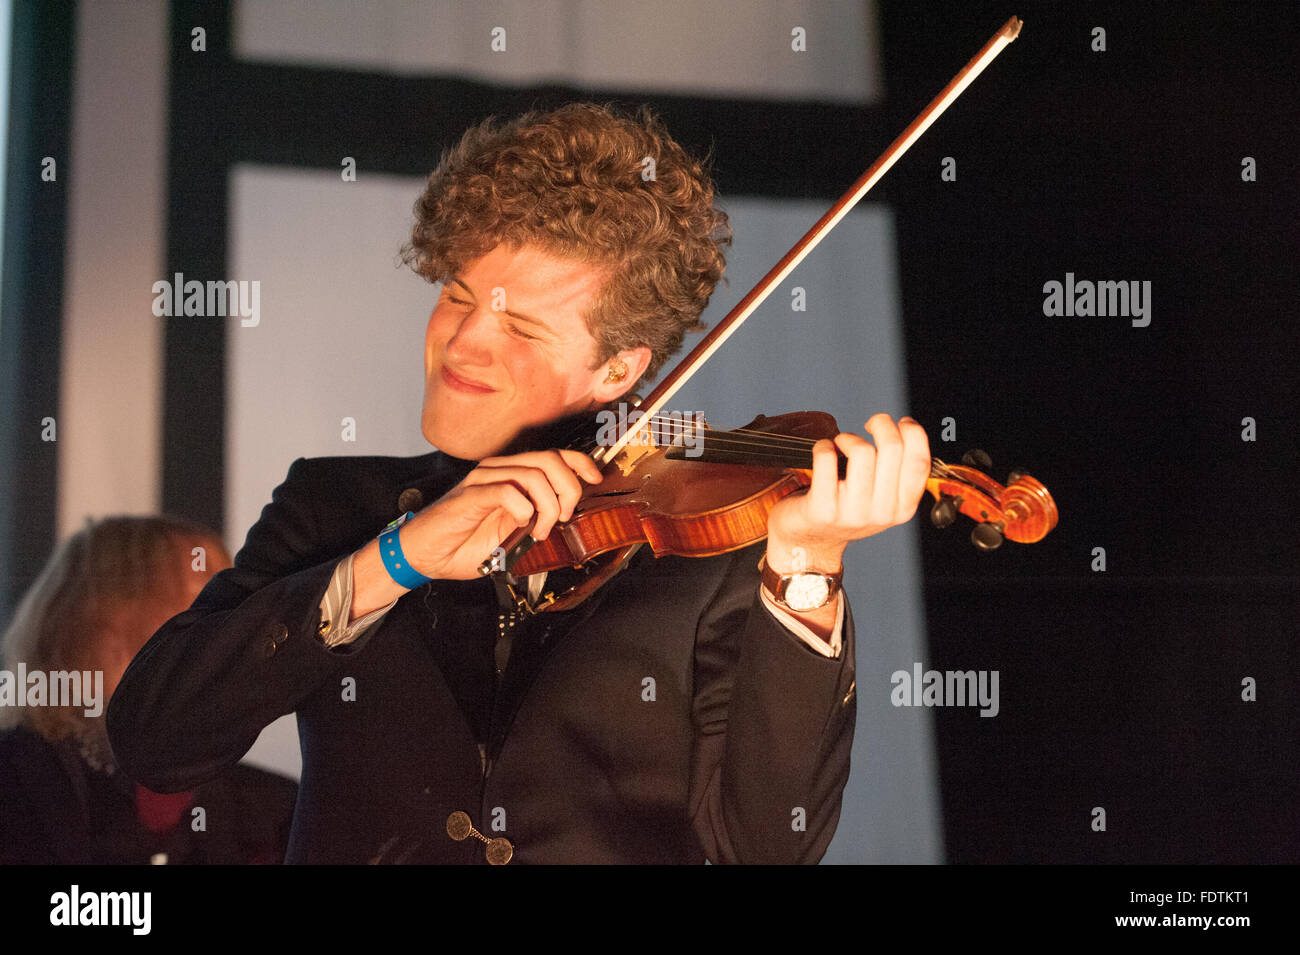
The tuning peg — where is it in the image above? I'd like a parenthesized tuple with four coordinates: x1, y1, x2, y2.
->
(930, 494, 960, 529)
(1007, 469, 1025, 484)
(962, 448, 992, 470)
(970, 522, 1004, 551)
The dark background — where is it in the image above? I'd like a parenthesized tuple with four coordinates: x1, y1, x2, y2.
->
(881, 1, 1300, 863)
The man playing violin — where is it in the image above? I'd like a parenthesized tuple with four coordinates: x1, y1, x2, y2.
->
(108, 103, 931, 864)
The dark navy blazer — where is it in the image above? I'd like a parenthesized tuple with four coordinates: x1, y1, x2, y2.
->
(107, 451, 856, 863)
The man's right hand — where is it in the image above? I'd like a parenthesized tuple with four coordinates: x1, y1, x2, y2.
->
(405, 449, 604, 581)
(348, 450, 603, 622)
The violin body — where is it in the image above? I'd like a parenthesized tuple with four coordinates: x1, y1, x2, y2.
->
(509, 412, 838, 577)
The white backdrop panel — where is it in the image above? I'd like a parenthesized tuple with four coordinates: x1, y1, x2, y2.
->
(670, 199, 941, 863)
(234, 0, 880, 104)
(228, 166, 436, 778)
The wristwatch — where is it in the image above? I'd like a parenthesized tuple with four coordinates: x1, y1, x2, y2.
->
(758, 555, 844, 612)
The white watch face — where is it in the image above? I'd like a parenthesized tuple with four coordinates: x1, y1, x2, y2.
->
(784, 574, 830, 612)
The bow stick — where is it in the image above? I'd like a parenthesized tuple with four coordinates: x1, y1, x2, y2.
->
(598, 15, 1023, 462)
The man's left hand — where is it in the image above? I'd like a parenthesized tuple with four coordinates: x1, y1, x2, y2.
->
(764, 413, 932, 575)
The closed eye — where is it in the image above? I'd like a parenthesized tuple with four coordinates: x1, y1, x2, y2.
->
(446, 288, 543, 341)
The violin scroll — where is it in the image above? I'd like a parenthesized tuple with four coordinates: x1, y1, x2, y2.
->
(926, 449, 1058, 551)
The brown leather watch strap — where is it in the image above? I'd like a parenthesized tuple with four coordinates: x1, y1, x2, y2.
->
(758, 555, 844, 609)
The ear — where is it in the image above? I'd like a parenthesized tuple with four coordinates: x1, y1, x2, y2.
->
(592, 346, 653, 404)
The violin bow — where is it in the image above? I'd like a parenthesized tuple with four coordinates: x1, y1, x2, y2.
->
(597, 16, 1023, 463)
(480, 16, 1023, 577)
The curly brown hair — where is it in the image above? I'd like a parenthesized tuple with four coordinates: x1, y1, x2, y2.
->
(403, 103, 731, 382)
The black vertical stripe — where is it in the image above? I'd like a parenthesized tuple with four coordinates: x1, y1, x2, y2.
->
(0, 0, 77, 623)
(162, 0, 233, 532)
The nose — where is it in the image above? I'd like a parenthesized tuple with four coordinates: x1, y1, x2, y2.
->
(443, 303, 497, 368)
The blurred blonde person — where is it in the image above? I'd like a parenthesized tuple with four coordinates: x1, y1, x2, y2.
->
(0, 516, 296, 864)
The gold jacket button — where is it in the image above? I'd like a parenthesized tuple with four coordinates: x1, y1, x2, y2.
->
(485, 837, 514, 866)
(446, 811, 473, 841)
(262, 623, 289, 658)
(446, 811, 514, 864)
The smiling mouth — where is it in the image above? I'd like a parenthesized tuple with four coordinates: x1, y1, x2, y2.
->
(440, 365, 497, 394)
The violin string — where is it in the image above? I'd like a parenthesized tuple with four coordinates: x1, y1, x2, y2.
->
(601, 414, 966, 480)
(671, 441, 962, 482)
(652, 419, 956, 458)
(623, 414, 819, 447)
(631, 413, 917, 451)
(668, 433, 946, 479)
(717, 428, 961, 480)
(643, 431, 818, 453)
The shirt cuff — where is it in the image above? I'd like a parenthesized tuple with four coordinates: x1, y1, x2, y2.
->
(758, 585, 844, 659)
(317, 551, 400, 649)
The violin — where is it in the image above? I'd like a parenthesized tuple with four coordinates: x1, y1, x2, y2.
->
(478, 17, 1051, 614)
(486, 409, 1056, 613)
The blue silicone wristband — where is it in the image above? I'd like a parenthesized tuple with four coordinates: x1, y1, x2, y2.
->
(378, 511, 433, 589)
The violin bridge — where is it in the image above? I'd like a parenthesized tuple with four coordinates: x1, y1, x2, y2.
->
(612, 441, 655, 478)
